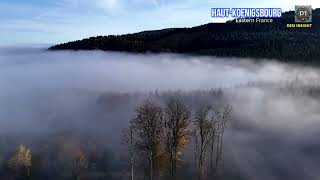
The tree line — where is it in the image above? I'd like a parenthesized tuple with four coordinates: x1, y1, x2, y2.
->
(49, 9, 320, 64)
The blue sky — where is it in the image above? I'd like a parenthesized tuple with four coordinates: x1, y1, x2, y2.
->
(1, 0, 319, 45)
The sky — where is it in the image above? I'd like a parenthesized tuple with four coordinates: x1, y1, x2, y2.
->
(0, 0, 319, 45)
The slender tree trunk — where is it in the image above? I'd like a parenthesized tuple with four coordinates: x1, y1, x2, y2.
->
(150, 151, 153, 180)
(199, 128, 204, 180)
(130, 127, 134, 180)
(199, 150, 203, 180)
(170, 151, 173, 180)
(210, 143, 214, 171)
(194, 136, 198, 180)
(173, 148, 177, 180)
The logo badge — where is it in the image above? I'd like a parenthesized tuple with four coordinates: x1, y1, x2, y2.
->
(295, 5, 312, 23)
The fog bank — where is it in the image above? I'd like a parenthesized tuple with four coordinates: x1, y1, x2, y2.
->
(1, 47, 320, 180)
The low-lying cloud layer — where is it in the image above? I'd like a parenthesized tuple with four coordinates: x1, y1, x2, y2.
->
(1, 47, 320, 179)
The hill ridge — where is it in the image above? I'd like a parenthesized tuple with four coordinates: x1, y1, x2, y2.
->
(49, 9, 320, 64)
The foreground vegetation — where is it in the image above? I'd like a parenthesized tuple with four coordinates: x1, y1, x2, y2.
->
(0, 89, 231, 180)
(50, 9, 320, 64)
(3, 81, 320, 180)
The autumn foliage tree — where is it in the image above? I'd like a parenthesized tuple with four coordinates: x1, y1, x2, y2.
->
(71, 151, 89, 180)
(164, 99, 191, 180)
(9, 144, 32, 179)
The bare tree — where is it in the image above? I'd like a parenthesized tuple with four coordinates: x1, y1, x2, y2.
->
(193, 105, 215, 180)
(210, 104, 232, 177)
(164, 99, 191, 180)
(130, 99, 164, 180)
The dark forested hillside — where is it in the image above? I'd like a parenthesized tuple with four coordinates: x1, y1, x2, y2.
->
(49, 9, 320, 63)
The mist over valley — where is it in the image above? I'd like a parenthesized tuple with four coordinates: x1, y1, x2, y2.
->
(0, 47, 320, 180)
